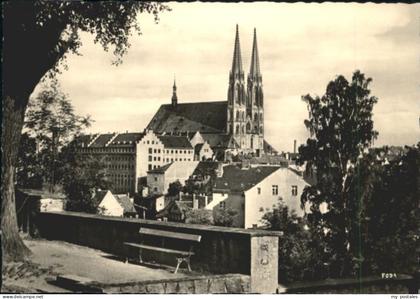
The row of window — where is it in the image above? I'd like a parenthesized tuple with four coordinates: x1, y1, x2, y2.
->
(106, 156, 134, 161)
(81, 147, 133, 153)
(107, 164, 134, 170)
(258, 185, 298, 196)
(148, 147, 193, 155)
(109, 173, 134, 178)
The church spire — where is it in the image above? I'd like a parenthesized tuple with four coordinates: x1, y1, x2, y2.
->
(171, 77, 178, 107)
(249, 28, 260, 77)
(231, 24, 243, 75)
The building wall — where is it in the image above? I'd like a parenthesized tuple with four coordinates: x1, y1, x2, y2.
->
(78, 145, 137, 194)
(198, 142, 213, 161)
(163, 161, 199, 194)
(147, 172, 166, 195)
(205, 192, 245, 228)
(243, 168, 309, 229)
(161, 148, 194, 164)
(190, 132, 205, 148)
(136, 131, 164, 179)
(98, 191, 124, 217)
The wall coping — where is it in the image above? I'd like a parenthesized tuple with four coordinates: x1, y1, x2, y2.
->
(283, 274, 414, 293)
(41, 211, 283, 237)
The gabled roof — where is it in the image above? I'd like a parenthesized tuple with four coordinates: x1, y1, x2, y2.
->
(194, 143, 205, 155)
(93, 190, 110, 203)
(147, 163, 172, 174)
(201, 133, 239, 149)
(114, 194, 136, 213)
(146, 101, 227, 134)
(214, 165, 280, 193)
(192, 161, 220, 177)
(158, 135, 193, 149)
(75, 134, 94, 147)
(89, 134, 114, 148)
(109, 132, 145, 146)
(263, 140, 278, 155)
(155, 200, 192, 218)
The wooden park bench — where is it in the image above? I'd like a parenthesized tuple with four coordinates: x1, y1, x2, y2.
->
(124, 227, 201, 274)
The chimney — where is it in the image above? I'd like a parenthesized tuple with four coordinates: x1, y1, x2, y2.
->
(293, 140, 297, 154)
(241, 160, 250, 169)
(192, 194, 198, 209)
(216, 163, 224, 178)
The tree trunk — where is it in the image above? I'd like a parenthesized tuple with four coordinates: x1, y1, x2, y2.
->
(1, 95, 31, 261)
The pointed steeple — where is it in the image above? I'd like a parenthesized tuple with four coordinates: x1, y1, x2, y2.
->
(231, 24, 243, 75)
(171, 77, 178, 107)
(249, 28, 261, 77)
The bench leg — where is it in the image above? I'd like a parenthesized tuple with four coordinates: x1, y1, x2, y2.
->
(125, 257, 129, 264)
(174, 257, 192, 274)
(174, 258, 182, 274)
(139, 248, 143, 263)
(186, 257, 192, 272)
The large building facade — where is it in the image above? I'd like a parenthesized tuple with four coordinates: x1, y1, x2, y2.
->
(147, 25, 267, 156)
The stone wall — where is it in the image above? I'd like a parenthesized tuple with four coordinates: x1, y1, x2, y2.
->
(281, 274, 418, 294)
(35, 211, 281, 293)
(96, 274, 250, 294)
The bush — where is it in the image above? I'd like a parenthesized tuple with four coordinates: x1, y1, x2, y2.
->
(185, 209, 214, 225)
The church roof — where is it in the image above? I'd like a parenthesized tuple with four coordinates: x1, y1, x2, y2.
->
(146, 101, 227, 134)
(201, 133, 239, 149)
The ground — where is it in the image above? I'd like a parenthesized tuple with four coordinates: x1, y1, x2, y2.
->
(2, 237, 189, 293)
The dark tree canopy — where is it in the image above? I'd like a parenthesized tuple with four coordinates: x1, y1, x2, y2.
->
(2, 1, 169, 261)
(298, 70, 378, 276)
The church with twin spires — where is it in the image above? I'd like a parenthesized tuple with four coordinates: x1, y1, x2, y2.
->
(146, 25, 270, 156)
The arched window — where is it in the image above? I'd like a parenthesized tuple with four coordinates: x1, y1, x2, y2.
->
(241, 111, 245, 121)
(236, 111, 240, 121)
(246, 122, 251, 133)
(241, 125, 245, 134)
(260, 113, 263, 122)
(254, 113, 258, 121)
(260, 126, 263, 134)
(236, 125, 239, 134)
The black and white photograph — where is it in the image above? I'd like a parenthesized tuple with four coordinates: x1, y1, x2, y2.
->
(1, 1, 419, 296)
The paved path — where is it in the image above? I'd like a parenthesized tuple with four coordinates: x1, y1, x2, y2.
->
(3, 238, 188, 293)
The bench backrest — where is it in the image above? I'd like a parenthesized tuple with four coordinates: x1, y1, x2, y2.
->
(139, 227, 201, 242)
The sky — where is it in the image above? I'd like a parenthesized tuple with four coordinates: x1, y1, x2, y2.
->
(34, 2, 420, 153)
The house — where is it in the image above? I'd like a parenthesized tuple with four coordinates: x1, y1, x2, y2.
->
(194, 141, 213, 161)
(208, 164, 310, 228)
(155, 200, 193, 222)
(146, 161, 199, 196)
(97, 190, 136, 217)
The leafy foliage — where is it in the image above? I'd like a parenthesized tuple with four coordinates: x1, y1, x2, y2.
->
(18, 80, 92, 190)
(62, 142, 112, 214)
(298, 70, 379, 276)
(168, 180, 183, 197)
(16, 133, 43, 189)
(185, 209, 214, 225)
(213, 207, 238, 227)
(348, 145, 419, 275)
(262, 203, 326, 283)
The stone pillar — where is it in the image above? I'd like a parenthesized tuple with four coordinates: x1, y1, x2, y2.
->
(250, 235, 279, 293)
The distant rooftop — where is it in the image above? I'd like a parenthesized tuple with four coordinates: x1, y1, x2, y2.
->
(214, 165, 280, 193)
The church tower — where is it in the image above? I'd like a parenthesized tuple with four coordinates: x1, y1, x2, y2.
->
(246, 28, 264, 153)
(171, 78, 178, 107)
(227, 25, 247, 149)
